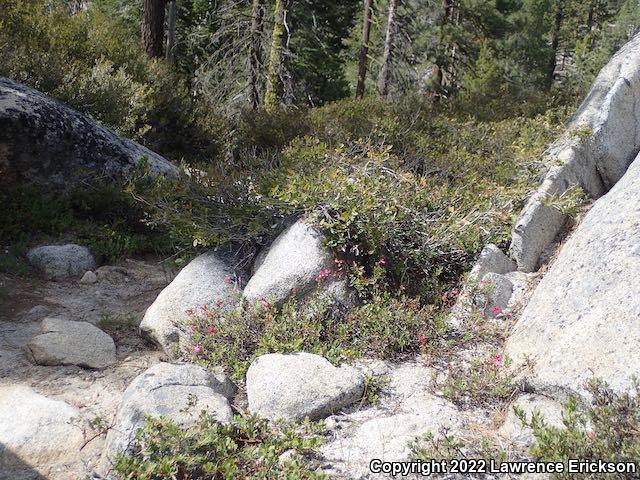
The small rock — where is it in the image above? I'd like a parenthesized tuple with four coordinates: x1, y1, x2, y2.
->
(321, 394, 461, 479)
(139, 251, 240, 355)
(246, 352, 366, 422)
(480, 272, 514, 318)
(19, 304, 50, 322)
(0, 385, 85, 478)
(26, 317, 116, 369)
(243, 219, 343, 307)
(469, 244, 516, 282)
(95, 265, 129, 283)
(26, 244, 96, 279)
(80, 270, 98, 284)
(500, 394, 564, 445)
(99, 363, 235, 474)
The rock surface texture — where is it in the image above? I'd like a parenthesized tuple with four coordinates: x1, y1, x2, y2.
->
(26, 317, 116, 369)
(506, 152, 640, 397)
(139, 251, 239, 354)
(246, 352, 365, 421)
(510, 32, 640, 272)
(0, 77, 177, 186)
(27, 244, 96, 279)
(500, 394, 564, 445)
(99, 363, 235, 476)
(0, 385, 85, 480)
(243, 219, 341, 306)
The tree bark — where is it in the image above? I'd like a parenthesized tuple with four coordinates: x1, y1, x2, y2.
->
(547, 0, 564, 89)
(165, 0, 176, 63)
(377, 0, 399, 97)
(355, 0, 374, 99)
(250, 0, 266, 109)
(143, 0, 166, 59)
(264, 0, 292, 111)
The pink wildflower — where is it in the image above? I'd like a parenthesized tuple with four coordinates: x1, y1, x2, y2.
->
(189, 325, 198, 333)
(205, 325, 217, 334)
(193, 345, 202, 354)
(491, 306, 502, 316)
(417, 334, 427, 349)
(315, 269, 332, 282)
(441, 293, 449, 303)
(377, 257, 388, 266)
(260, 299, 272, 310)
(223, 276, 233, 284)
(493, 354, 503, 366)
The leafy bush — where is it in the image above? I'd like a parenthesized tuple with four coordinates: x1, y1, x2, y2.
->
(186, 271, 441, 381)
(0, 183, 172, 267)
(525, 380, 640, 479)
(114, 413, 326, 479)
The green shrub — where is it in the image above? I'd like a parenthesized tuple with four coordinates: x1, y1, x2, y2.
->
(525, 380, 640, 479)
(0, 183, 172, 268)
(186, 278, 441, 381)
(113, 413, 326, 479)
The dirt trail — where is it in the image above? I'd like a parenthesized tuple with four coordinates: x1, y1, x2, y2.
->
(0, 258, 176, 478)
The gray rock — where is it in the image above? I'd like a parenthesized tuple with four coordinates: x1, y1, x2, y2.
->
(510, 32, 640, 272)
(99, 363, 234, 475)
(469, 244, 516, 281)
(243, 219, 339, 307)
(26, 317, 116, 369)
(480, 272, 513, 318)
(506, 152, 640, 397)
(321, 394, 461, 479)
(95, 265, 129, 283)
(0, 77, 177, 187)
(500, 394, 564, 445)
(27, 244, 96, 279)
(0, 385, 84, 479)
(19, 305, 50, 322)
(139, 251, 240, 355)
(246, 352, 365, 421)
(79, 270, 98, 284)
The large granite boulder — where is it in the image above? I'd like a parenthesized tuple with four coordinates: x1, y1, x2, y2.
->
(246, 352, 365, 422)
(0, 77, 177, 187)
(139, 251, 240, 355)
(506, 152, 640, 398)
(243, 219, 346, 307)
(26, 317, 116, 369)
(99, 363, 235, 476)
(510, 32, 640, 272)
(0, 385, 84, 479)
(26, 244, 96, 279)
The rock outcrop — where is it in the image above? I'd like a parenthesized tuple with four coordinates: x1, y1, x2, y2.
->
(26, 244, 96, 280)
(510, 32, 640, 272)
(99, 363, 235, 476)
(243, 219, 347, 307)
(0, 77, 177, 187)
(26, 317, 116, 369)
(0, 385, 85, 479)
(499, 394, 564, 445)
(139, 251, 240, 355)
(506, 151, 640, 397)
(246, 352, 365, 421)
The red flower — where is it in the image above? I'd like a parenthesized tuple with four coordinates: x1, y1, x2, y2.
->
(492, 354, 503, 366)
(377, 257, 387, 265)
(441, 293, 449, 303)
(223, 276, 233, 284)
(205, 325, 217, 334)
(491, 306, 502, 315)
(417, 334, 427, 348)
(193, 345, 202, 354)
(259, 298, 271, 310)
(315, 269, 332, 282)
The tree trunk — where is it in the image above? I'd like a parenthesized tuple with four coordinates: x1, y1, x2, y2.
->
(250, 0, 266, 109)
(547, 0, 564, 89)
(143, 0, 166, 59)
(433, 0, 452, 92)
(355, 0, 374, 99)
(264, 0, 292, 112)
(377, 0, 399, 97)
(165, 0, 176, 63)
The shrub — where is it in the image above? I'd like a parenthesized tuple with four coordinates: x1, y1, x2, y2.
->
(113, 413, 326, 479)
(187, 279, 442, 381)
(525, 380, 640, 480)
